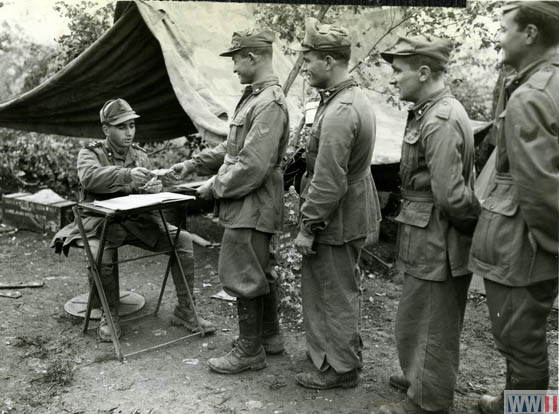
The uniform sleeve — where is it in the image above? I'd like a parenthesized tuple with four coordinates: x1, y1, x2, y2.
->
(77, 148, 135, 194)
(506, 90, 559, 254)
(299, 105, 355, 236)
(423, 118, 480, 234)
(190, 141, 227, 176)
(212, 101, 287, 199)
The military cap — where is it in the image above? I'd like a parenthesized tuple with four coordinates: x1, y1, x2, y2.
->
(99, 98, 140, 125)
(380, 35, 454, 64)
(219, 28, 275, 57)
(294, 17, 351, 52)
(502, 1, 559, 21)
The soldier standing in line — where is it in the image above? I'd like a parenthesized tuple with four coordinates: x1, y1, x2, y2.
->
(52, 98, 215, 341)
(172, 28, 290, 374)
(293, 17, 381, 390)
(378, 36, 480, 413)
(469, 2, 559, 413)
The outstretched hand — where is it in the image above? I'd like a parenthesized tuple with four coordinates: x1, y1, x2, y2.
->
(171, 161, 195, 180)
(130, 167, 151, 187)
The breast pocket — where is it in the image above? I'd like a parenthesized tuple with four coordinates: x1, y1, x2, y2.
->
(401, 129, 421, 170)
(227, 115, 247, 156)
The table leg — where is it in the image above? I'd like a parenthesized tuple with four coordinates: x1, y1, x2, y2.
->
(72, 206, 124, 361)
(158, 208, 204, 336)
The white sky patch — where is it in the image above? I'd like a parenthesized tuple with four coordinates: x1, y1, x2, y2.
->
(0, 0, 113, 46)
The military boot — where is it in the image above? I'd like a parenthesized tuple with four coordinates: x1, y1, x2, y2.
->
(479, 370, 549, 414)
(208, 297, 267, 374)
(98, 311, 121, 342)
(97, 263, 121, 342)
(170, 256, 215, 334)
(231, 281, 285, 354)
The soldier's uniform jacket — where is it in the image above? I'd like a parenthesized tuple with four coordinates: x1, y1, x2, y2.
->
(469, 54, 559, 286)
(299, 78, 381, 245)
(396, 87, 480, 281)
(190, 75, 289, 233)
(53, 139, 162, 254)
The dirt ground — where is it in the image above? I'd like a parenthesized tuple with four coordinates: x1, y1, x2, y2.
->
(0, 215, 557, 414)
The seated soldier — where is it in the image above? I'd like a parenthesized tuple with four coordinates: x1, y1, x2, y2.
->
(52, 98, 215, 341)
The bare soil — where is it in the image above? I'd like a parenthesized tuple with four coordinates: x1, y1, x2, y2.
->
(0, 216, 557, 414)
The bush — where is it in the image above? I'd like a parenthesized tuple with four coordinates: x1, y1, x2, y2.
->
(273, 186, 303, 325)
(0, 129, 85, 199)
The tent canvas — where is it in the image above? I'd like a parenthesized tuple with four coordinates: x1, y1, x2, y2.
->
(0, 0, 489, 166)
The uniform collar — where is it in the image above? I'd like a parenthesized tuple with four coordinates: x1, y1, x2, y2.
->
(245, 75, 280, 96)
(104, 138, 128, 160)
(410, 87, 452, 119)
(505, 52, 559, 92)
(319, 78, 357, 104)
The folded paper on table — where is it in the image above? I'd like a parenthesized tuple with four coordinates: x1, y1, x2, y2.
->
(93, 192, 195, 211)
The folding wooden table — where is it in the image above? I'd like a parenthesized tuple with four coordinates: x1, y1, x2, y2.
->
(72, 194, 204, 361)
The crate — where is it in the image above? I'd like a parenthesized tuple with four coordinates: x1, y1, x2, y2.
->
(1, 191, 75, 233)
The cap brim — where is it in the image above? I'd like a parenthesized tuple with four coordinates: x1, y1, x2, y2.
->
(380, 51, 415, 63)
(108, 113, 140, 125)
(219, 47, 242, 57)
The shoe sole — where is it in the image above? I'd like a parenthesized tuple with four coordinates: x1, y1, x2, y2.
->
(389, 377, 410, 392)
(295, 377, 359, 390)
(208, 360, 267, 374)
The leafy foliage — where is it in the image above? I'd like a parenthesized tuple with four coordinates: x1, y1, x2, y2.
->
(273, 186, 303, 322)
(0, 129, 83, 198)
(50, 1, 115, 72)
(0, 22, 55, 99)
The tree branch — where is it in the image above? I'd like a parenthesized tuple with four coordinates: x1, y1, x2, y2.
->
(349, 13, 412, 74)
(282, 4, 330, 97)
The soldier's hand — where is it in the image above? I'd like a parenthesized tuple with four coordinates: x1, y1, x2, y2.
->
(294, 231, 316, 256)
(196, 177, 215, 200)
(171, 161, 195, 180)
(130, 167, 151, 186)
(139, 177, 163, 194)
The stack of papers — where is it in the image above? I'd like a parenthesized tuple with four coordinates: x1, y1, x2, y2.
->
(93, 192, 195, 211)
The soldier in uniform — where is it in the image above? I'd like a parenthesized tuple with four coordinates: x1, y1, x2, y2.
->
(469, 2, 559, 413)
(52, 98, 215, 341)
(171, 28, 290, 374)
(379, 37, 480, 413)
(293, 18, 381, 390)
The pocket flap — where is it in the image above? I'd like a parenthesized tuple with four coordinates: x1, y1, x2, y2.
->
(482, 194, 518, 216)
(403, 129, 421, 144)
(395, 201, 433, 228)
(229, 114, 246, 127)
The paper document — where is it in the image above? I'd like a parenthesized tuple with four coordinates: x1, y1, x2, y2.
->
(93, 192, 195, 211)
(176, 179, 210, 190)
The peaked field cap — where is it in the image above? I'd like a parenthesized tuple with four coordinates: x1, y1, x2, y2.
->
(502, 1, 559, 21)
(100, 98, 140, 125)
(293, 17, 351, 52)
(219, 27, 275, 57)
(380, 35, 454, 64)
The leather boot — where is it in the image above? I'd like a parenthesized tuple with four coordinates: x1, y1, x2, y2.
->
(170, 255, 215, 334)
(98, 310, 121, 342)
(479, 369, 549, 414)
(389, 373, 411, 392)
(261, 281, 285, 354)
(208, 297, 267, 374)
(231, 281, 285, 354)
(97, 263, 121, 342)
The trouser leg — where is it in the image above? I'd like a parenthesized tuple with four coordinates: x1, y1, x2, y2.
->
(484, 278, 558, 389)
(395, 273, 471, 411)
(88, 239, 119, 309)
